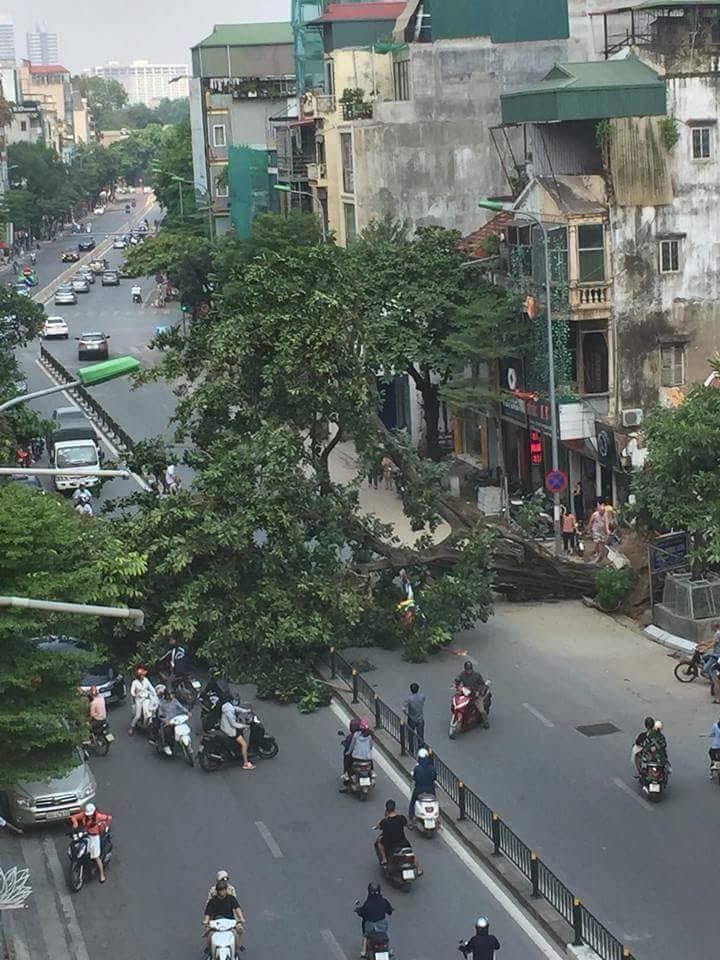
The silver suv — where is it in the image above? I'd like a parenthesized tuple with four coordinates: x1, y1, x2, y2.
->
(3, 750, 96, 828)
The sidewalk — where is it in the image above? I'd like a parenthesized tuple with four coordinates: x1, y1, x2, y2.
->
(328, 440, 450, 547)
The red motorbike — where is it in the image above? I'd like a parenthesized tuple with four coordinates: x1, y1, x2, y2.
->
(449, 681, 491, 739)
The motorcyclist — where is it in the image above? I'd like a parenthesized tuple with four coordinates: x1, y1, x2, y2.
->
(30, 251, 36, 265)
(374, 799, 409, 867)
(127, 667, 156, 735)
(72, 484, 92, 506)
(408, 748, 437, 821)
(647, 719, 668, 764)
(455, 661, 490, 728)
(459, 917, 501, 959)
(340, 717, 362, 782)
(156, 686, 186, 756)
(87, 686, 107, 733)
(156, 637, 189, 683)
(206, 869, 237, 902)
(355, 882, 393, 958)
(632, 716, 655, 774)
(131, 285, 142, 303)
(219, 695, 255, 770)
(202, 879, 245, 957)
(69, 802, 112, 883)
(701, 624, 720, 702)
(340, 718, 373, 792)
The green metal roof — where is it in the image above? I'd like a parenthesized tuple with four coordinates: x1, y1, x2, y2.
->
(501, 56, 666, 125)
(636, 0, 720, 8)
(193, 22, 292, 49)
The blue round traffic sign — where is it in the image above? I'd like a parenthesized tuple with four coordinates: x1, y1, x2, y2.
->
(545, 469, 568, 494)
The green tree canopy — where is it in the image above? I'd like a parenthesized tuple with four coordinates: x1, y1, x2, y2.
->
(0, 485, 146, 784)
(72, 76, 128, 131)
(107, 125, 164, 185)
(151, 118, 197, 226)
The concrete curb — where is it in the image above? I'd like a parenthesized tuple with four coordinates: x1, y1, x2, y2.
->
(320, 668, 578, 958)
(0, 909, 18, 960)
(643, 624, 696, 655)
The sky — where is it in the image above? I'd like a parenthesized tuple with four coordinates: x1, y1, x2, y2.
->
(3, 0, 290, 72)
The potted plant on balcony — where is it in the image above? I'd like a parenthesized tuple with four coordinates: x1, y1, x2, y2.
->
(340, 88, 372, 121)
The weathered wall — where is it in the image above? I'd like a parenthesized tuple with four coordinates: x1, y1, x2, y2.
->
(612, 75, 720, 409)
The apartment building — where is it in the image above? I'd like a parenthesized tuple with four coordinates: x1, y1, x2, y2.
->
(92, 61, 189, 107)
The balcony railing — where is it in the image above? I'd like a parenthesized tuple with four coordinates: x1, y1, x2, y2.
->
(569, 281, 612, 311)
(306, 161, 327, 182)
(341, 101, 373, 121)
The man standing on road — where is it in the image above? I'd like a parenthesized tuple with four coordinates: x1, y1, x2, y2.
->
(403, 682, 426, 746)
(459, 917, 500, 959)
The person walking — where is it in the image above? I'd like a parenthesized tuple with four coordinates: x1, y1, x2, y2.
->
(403, 682, 426, 747)
(589, 502, 608, 564)
(381, 455, 395, 490)
(561, 507, 577, 555)
(572, 481, 585, 525)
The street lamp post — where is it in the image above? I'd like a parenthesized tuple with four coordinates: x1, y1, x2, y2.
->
(478, 199, 563, 556)
(273, 183, 327, 243)
(0, 356, 141, 414)
(170, 175, 214, 240)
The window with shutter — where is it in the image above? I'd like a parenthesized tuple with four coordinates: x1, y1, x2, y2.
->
(660, 344, 686, 387)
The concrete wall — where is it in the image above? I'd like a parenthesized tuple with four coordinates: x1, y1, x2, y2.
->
(611, 75, 720, 411)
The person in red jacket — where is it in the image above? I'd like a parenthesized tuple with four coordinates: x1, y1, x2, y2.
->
(70, 803, 112, 882)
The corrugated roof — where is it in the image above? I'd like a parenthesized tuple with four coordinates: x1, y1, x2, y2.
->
(28, 63, 69, 75)
(517, 57, 663, 94)
(193, 22, 292, 49)
(310, 2, 406, 24)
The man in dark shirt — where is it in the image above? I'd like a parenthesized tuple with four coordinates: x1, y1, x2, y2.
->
(459, 917, 501, 959)
(355, 882, 393, 957)
(203, 880, 245, 955)
(374, 799, 409, 865)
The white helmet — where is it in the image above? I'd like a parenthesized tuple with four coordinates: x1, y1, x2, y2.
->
(654, 720, 663, 731)
(475, 917, 489, 930)
(84, 802, 96, 816)
(417, 748, 429, 759)
(216, 870, 229, 881)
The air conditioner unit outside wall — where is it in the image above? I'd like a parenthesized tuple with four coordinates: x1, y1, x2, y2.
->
(622, 408, 643, 428)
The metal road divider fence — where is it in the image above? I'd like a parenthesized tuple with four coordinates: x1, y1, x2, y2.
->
(324, 646, 636, 960)
(39, 345, 136, 454)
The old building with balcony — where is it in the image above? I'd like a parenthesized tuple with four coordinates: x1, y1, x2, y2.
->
(189, 22, 296, 237)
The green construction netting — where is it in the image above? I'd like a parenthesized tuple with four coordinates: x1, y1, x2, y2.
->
(227, 145, 277, 239)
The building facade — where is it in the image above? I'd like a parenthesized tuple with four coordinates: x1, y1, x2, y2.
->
(190, 22, 296, 237)
(91, 61, 189, 107)
(0, 15, 15, 62)
(26, 25, 59, 66)
(18, 62, 74, 155)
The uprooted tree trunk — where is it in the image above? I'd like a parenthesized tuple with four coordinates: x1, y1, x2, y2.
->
(365, 418, 595, 602)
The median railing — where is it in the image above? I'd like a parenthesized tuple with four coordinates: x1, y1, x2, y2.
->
(324, 647, 635, 960)
(39, 345, 136, 454)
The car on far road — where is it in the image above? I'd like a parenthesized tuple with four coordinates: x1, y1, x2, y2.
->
(76, 331, 109, 360)
(93, 205, 105, 215)
(1, 747, 96, 828)
(42, 316, 69, 339)
(88, 257, 108, 274)
(12, 282, 31, 297)
(112, 236, 127, 249)
(36, 636, 126, 704)
(101, 269, 119, 286)
(76, 267, 95, 285)
(61, 248, 80, 263)
(54, 284, 77, 306)
(77, 236, 95, 252)
(71, 275, 90, 294)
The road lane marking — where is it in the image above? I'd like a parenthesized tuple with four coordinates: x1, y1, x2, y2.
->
(33, 358, 150, 492)
(255, 820, 284, 859)
(320, 929, 350, 960)
(522, 703, 555, 728)
(330, 700, 564, 960)
(42, 836, 91, 960)
(611, 776, 655, 811)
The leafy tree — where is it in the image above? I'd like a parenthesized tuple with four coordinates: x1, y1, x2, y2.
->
(72, 76, 128, 131)
(151, 98, 190, 126)
(7, 142, 72, 235)
(151, 118, 197, 225)
(0, 290, 47, 461)
(121, 228, 212, 312)
(631, 375, 720, 571)
(67, 142, 118, 206)
(0, 485, 146, 784)
(107, 125, 164, 185)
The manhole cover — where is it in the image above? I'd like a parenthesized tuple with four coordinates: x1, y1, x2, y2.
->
(576, 722, 621, 737)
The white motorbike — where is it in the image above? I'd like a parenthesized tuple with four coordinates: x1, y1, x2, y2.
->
(206, 918, 240, 960)
(413, 793, 440, 836)
(156, 713, 194, 765)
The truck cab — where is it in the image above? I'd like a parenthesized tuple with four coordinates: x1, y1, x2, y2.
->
(49, 427, 100, 492)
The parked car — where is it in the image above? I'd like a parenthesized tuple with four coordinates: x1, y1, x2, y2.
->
(54, 284, 77, 306)
(1, 748, 96, 828)
(101, 270, 119, 286)
(89, 258, 108, 274)
(77, 237, 95, 252)
(61, 248, 80, 263)
(77, 331, 109, 360)
(35, 636, 126, 704)
(112, 236, 127, 249)
(42, 316, 69, 339)
(71, 276, 90, 294)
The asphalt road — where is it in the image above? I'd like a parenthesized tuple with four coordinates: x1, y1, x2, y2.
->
(1, 690, 562, 960)
(342, 601, 719, 960)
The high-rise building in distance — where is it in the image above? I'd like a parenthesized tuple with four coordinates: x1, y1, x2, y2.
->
(26, 24, 59, 65)
(0, 14, 16, 61)
(89, 61, 189, 108)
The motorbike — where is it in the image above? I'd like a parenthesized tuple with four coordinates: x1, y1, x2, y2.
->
(449, 681, 491, 739)
(156, 713, 194, 765)
(205, 917, 241, 960)
(354, 904, 391, 960)
(29, 436, 44, 461)
(674, 649, 717, 691)
(131, 287, 142, 304)
(66, 827, 112, 892)
(376, 840, 419, 888)
(153, 668, 202, 708)
(337, 731, 376, 799)
(637, 746, 669, 802)
(82, 719, 114, 758)
(413, 793, 440, 836)
(133, 693, 159, 737)
(710, 752, 720, 787)
(124, 204, 131, 214)
(198, 716, 279, 771)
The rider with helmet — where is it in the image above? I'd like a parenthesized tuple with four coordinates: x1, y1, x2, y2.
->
(408, 747, 437, 821)
(455, 661, 490, 728)
(219, 693, 255, 770)
(459, 917, 500, 959)
(69, 803, 112, 883)
(87, 685, 107, 730)
(355, 882, 393, 958)
(128, 666, 156, 735)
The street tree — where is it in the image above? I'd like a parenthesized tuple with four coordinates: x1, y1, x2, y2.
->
(151, 118, 197, 225)
(7, 142, 72, 236)
(71, 76, 128, 131)
(107, 125, 164, 185)
(0, 485, 146, 785)
(0, 291, 48, 461)
(121, 228, 212, 312)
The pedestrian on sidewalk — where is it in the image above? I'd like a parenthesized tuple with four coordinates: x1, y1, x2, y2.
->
(572, 481, 585, 525)
(403, 682, 426, 747)
(367, 458, 381, 490)
(381, 455, 395, 490)
(561, 506, 577, 554)
(589, 502, 608, 564)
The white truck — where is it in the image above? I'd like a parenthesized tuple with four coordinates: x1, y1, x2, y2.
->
(48, 426, 101, 492)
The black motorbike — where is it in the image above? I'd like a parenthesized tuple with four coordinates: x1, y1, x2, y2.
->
(66, 828, 112, 892)
(152, 666, 201, 708)
(82, 719, 113, 758)
(198, 716, 279, 771)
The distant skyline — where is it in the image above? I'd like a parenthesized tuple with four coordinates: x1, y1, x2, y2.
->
(1, 0, 290, 71)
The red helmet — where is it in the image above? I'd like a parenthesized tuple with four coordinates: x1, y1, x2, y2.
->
(358, 717, 370, 732)
(89, 686, 99, 697)
(136, 666, 148, 678)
